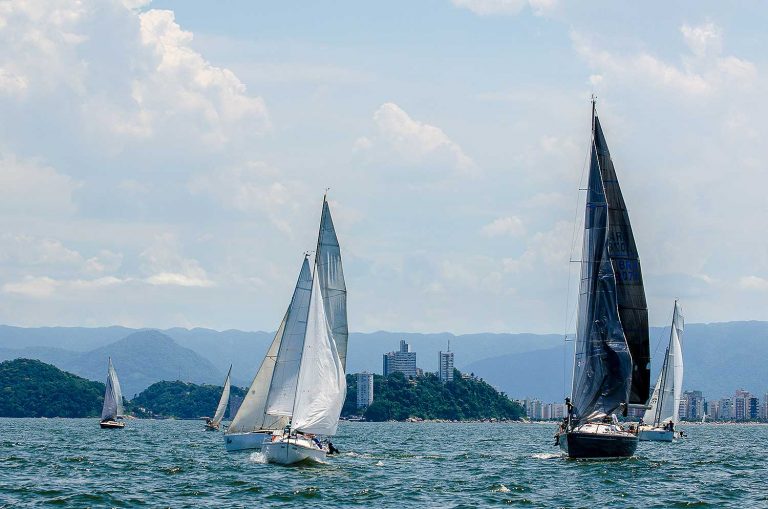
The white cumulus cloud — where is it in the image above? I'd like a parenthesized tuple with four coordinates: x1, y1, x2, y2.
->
(481, 216, 526, 237)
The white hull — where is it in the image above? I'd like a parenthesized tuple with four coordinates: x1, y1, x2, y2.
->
(262, 438, 327, 465)
(637, 427, 674, 442)
(224, 431, 274, 452)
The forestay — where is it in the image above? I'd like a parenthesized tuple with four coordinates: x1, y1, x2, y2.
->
(211, 365, 232, 426)
(227, 314, 289, 434)
(290, 270, 346, 436)
(316, 198, 349, 371)
(265, 257, 313, 417)
(643, 301, 684, 426)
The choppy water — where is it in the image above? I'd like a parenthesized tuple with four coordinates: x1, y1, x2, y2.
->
(0, 419, 765, 508)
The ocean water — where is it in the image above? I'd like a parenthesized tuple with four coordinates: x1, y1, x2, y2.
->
(0, 419, 765, 508)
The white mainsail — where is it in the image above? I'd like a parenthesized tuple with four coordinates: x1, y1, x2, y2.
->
(316, 197, 349, 371)
(227, 314, 289, 434)
(290, 269, 346, 435)
(211, 365, 232, 426)
(265, 257, 313, 417)
(101, 357, 123, 420)
(643, 301, 684, 425)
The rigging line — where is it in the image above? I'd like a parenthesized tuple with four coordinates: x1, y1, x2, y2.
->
(561, 103, 594, 398)
(651, 303, 675, 358)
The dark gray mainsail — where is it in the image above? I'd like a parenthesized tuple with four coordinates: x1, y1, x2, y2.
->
(570, 108, 634, 423)
(593, 117, 650, 405)
(315, 197, 349, 371)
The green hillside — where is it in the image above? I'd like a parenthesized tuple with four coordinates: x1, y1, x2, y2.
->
(342, 370, 525, 421)
(0, 359, 105, 417)
(131, 380, 246, 419)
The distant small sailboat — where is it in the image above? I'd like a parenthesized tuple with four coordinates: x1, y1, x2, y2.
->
(100, 357, 125, 429)
(555, 100, 651, 459)
(206, 365, 232, 431)
(639, 301, 684, 442)
(225, 195, 348, 457)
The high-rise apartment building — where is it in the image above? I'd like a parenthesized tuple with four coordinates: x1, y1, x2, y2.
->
(383, 340, 418, 378)
(356, 372, 374, 408)
(438, 349, 454, 383)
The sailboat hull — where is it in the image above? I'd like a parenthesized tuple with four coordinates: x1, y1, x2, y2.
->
(262, 438, 326, 465)
(637, 427, 674, 442)
(99, 420, 124, 429)
(224, 431, 274, 452)
(559, 429, 638, 458)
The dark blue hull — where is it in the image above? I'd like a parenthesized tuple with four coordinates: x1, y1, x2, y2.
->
(559, 431, 638, 459)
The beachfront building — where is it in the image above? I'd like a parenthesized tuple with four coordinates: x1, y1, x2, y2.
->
(356, 372, 374, 408)
(383, 339, 418, 378)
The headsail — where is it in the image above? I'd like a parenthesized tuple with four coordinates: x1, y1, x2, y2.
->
(593, 116, 650, 404)
(315, 196, 349, 370)
(643, 301, 684, 425)
(227, 313, 289, 434)
(211, 365, 232, 426)
(101, 357, 123, 420)
(570, 106, 633, 423)
(265, 257, 313, 417)
(290, 267, 347, 435)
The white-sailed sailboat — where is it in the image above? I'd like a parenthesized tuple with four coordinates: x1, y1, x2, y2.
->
(206, 365, 232, 431)
(555, 100, 651, 458)
(224, 195, 348, 456)
(100, 357, 125, 429)
(639, 301, 684, 442)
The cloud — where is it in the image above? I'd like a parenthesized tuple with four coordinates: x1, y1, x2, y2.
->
(481, 216, 526, 237)
(187, 161, 296, 233)
(0, 154, 79, 216)
(2, 275, 129, 299)
(0, 1, 269, 156)
(140, 234, 214, 288)
(452, 0, 557, 16)
(361, 102, 477, 176)
(571, 22, 756, 96)
(739, 276, 768, 291)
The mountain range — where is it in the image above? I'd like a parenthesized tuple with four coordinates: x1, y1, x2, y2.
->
(0, 321, 765, 401)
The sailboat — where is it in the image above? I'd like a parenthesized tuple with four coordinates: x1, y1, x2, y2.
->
(100, 357, 125, 429)
(205, 365, 232, 431)
(555, 100, 651, 459)
(224, 195, 348, 456)
(638, 301, 684, 442)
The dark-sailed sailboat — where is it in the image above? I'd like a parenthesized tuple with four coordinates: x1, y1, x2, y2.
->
(556, 100, 651, 459)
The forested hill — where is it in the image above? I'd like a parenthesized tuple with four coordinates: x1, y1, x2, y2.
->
(342, 370, 525, 422)
(130, 380, 246, 419)
(0, 359, 105, 417)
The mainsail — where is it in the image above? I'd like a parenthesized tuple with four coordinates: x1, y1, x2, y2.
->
(570, 106, 635, 423)
(227, 314, 289, 434)
(643, 301, 684, 426)
(101, 357, 123, 420)
(290, 267, 347, 435)
(315, 197, 349, 370)
(593, 116, 650, 404)
(265, 257, 313, 417)
(211, 365, 232, 426)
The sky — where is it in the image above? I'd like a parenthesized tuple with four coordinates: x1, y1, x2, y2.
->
(0, 0, 766, 334)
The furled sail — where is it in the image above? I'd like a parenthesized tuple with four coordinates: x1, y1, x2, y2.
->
(290, 269, 347, 435)
(593, 116, 650, 404)
(315, 197, 349, 370)
(227, 314, 289, 434)
(643, 301, 684, 425)
(570, 110, 633, 423)
(101, 357, 123, 420)
(265, 257, 313, 417)
(211, 365, 232, 426)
